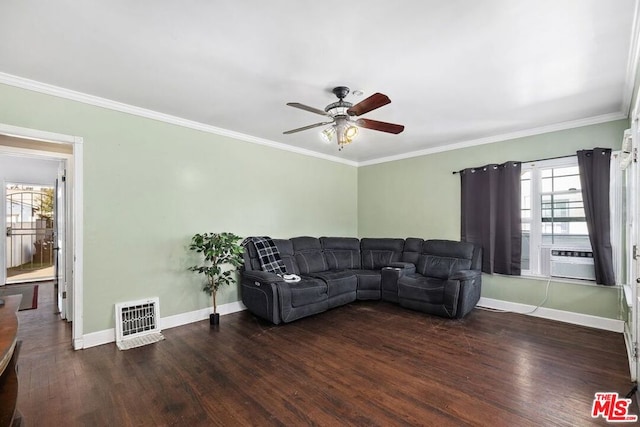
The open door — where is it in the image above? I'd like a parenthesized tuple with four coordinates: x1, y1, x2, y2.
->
(633, 137, 640, 387)
(628, 112, 640, 391)
(54, 162, 68, 319)
(617, 128, 637, 382)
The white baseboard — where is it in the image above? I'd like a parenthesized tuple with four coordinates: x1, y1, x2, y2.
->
(477, 297, 624, 333)
(216, 300, 247, 316)
(160, 301, 247, 330)
(82, 328, 116, 349)
(81, 301, 247, 349)
(159, 307, 211, 330)
(82, 298, 622, 348)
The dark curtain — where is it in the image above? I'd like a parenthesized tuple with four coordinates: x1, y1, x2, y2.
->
(460, 161, 521, 275)
(577, 148, 615, 285)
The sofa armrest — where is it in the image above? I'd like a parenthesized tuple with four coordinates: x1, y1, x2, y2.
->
(242, 270, 284, 284)
(449, 270, 481, 282)
(241, 277, 281, 324)
(446, 270, 482, 319)
(381, 263, 415, 303)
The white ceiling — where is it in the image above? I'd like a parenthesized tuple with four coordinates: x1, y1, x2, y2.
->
(0, 0, 637, 165)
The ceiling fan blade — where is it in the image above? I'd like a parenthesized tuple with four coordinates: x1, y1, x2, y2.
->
(283, 121, 333, 134)
(286, 102, 330, 116)
(356, 118, 405, 134)
(347, 93, 391, 116)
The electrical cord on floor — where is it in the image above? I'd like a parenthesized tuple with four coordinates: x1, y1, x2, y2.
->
(477, 277, 552, 315)
(520, 278, 551, 314)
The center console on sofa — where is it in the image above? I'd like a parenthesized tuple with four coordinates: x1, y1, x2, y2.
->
(240, 237, 482, 325)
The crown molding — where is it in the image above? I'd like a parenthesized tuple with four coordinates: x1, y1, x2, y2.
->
(358, 111, 628, 167)
(0, 72, 358, 167)
(0, 72, 629, 169)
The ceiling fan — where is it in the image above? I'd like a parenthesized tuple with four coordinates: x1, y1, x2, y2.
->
(283, 86, 405, 150)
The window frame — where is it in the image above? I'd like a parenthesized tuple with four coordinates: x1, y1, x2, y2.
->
(521, 156, 591, 277)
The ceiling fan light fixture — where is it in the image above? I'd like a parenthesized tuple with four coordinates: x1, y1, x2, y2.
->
(345, 125, 358, 141)
(335, 122, 358, 150)
(321, 123, 356, 148)
(321, 127, 335, 143)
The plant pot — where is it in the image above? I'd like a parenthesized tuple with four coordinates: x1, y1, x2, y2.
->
(210, 313, 220, 326)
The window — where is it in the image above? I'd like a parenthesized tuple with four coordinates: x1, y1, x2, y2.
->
(520, 157, 591, 276)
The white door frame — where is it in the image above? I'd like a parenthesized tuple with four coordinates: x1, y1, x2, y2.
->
(0, 123, 84, 350)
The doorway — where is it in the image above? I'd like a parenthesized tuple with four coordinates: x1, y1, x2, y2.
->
(0, 123, 83, 349)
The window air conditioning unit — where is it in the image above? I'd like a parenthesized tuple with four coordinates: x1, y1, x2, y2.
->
(540, 247, 596, 281)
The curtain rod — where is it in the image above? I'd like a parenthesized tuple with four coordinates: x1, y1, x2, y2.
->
(451, 154, 577, 175)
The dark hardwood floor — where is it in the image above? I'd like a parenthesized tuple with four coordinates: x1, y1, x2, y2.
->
(15, 282, 636, 426)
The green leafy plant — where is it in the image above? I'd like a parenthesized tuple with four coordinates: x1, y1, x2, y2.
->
(188, 232, 244, 314)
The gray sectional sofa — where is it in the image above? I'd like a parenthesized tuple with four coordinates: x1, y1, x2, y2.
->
(240, 237, 482, 324)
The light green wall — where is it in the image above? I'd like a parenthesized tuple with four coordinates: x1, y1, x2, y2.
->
(358, 120, 628, 319)
(0, 83, 358, 334)
(0, 80, 629, 331)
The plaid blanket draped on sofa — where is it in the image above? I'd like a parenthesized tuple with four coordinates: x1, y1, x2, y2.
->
(241, 236, 287, 275)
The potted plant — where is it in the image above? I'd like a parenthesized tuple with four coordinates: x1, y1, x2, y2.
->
(188, 232, 244, 325)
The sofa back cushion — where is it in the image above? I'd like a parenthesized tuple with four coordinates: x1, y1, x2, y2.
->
(416, 240, 475, 279)
(273, 239, 299, 275)
(320, 237, 361, 270)
(360, 238, 404, 270)
(402, 238, 424, 264)
(291, 236, 328, 274)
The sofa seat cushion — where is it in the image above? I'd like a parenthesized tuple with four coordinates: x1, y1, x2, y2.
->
(288, 278, 328, 307)
(398, 274, 446, 304)
(350, 269, 382, 291)
(307, 270, 357, 298)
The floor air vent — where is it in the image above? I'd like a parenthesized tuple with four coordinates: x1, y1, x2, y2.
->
(115, 297, 164, 350)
